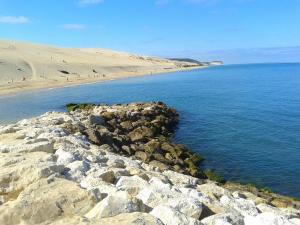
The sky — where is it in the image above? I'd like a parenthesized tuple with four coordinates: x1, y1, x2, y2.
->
(0, 0, 300, 64)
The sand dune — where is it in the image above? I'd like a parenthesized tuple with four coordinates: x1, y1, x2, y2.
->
(0, 40, 201, 96)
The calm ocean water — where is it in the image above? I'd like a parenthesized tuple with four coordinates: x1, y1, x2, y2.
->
(0, 63, 299, 197)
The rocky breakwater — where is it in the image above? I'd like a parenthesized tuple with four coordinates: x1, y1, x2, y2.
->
(66, 102, 204, 178)
(0, 102, 298, 225)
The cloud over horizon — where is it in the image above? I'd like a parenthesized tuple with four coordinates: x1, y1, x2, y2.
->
(0, 16, 30, 24)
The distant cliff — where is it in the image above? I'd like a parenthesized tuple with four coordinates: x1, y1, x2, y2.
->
(168, 58, 224, 66)
(208, 61, 224, 66)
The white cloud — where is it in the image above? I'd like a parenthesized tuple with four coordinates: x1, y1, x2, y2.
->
(62, 24, 86, 30)
(0, 16, 30, 24)
(77, 0, 104, 5)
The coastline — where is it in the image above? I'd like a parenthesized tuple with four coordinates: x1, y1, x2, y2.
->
(0, 102, 299, 224)
(0, 66, 204, 97)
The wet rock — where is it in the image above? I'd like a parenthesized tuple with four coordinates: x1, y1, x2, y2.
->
(89, 115, 105, 126)
(129, 126, 154, 142)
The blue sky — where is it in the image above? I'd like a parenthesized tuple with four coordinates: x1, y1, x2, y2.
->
(1, 0, 300, 64)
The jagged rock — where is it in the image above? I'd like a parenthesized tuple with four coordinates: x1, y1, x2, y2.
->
(197, 183, 230, 200)
(65, 160, 90, 182)
(149, 160, 170, 171)
(89, 115, 105, 126)
(129, 126, 154, 142)
(150, 205, 203, 225)
(85, 192, 146, 219)
(0, 178, 96, 225)
(0, 152, 64, 201)
(120, 121, 133, 131)
(116, 175, 148, 195)
(220, 195, 258, 217)
(244, 212, 294, 225)
(97, 212, 164, 225)
(290, 218, 300, 225)
(135, 151, 151, 162)
(165, 197, 203, 219)
(201, 212, 244, 225)
(43, 212, 163, 225)
(55, 147, 78, 165)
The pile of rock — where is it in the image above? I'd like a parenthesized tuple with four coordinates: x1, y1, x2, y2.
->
(0, 102, 299, 225)
(66, 102, 204, 178)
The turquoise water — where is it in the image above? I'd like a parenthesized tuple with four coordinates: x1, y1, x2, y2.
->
(0, 63, 300, 197)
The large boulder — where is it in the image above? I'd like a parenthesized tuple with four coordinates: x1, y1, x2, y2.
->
(220, 195, 258, 217)
(0, 152, 64, 202)
(0, 178, 96, 225)
(150, 205, 203, 225)
(244, 212, 294, 225)
(128, 126, 154, 142)
(116, 175, 148, 195)
(43, 213, 163, 225)
(85, 192, 147, 219)
(165, 197, 203, 219)
(201, 212, 244, 225)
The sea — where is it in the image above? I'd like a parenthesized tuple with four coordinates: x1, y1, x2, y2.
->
(0, 63, 299, 197)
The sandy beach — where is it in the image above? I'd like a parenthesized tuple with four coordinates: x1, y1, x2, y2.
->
(0, 40, 202, 96)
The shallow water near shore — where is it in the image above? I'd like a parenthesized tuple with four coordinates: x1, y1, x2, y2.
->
(0, 63, 300, 198)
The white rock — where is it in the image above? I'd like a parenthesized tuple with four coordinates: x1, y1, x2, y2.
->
(220, 195, 258, 217)
(55, 148, 78, 165)
(0, 125, 16, 134)
(166, 197, 203, 219)
(150, 205, 203, 225)
(280, 207, 300, 219)
(15, 141, 54, 154)
(137, 187, 168, 208)
(290, 218, 300, 225)
(116, 175, 148, 195)
(163, 170, 200, 187)
(85, 191, 145, 219)
(179, 187, 208, 203)
(197, 183, 230, 200)
(201, 212, 244, 225)
(244, 212, 293, 225)
(149, 177, 172, 190)
(0, 178, 95, 225)
(65, 160, 90, 182)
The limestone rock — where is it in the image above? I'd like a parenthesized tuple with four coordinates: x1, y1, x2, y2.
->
(116, 175, 148, 195)
(85, 192, 146, 219)
(201, 212, 244, 225)
(165, 197, 203, 219)
(244, 212, 294, 225)
(0, 178, 95, 225)
(220, 195, 258, 217)
(150, 205, 203, 225)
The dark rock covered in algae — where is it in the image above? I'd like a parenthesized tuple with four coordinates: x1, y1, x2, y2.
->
(66, 102, 205, 178)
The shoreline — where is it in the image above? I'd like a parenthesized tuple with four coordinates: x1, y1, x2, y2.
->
(0, 102, 299, 224)
(0, 65, 205, 98)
